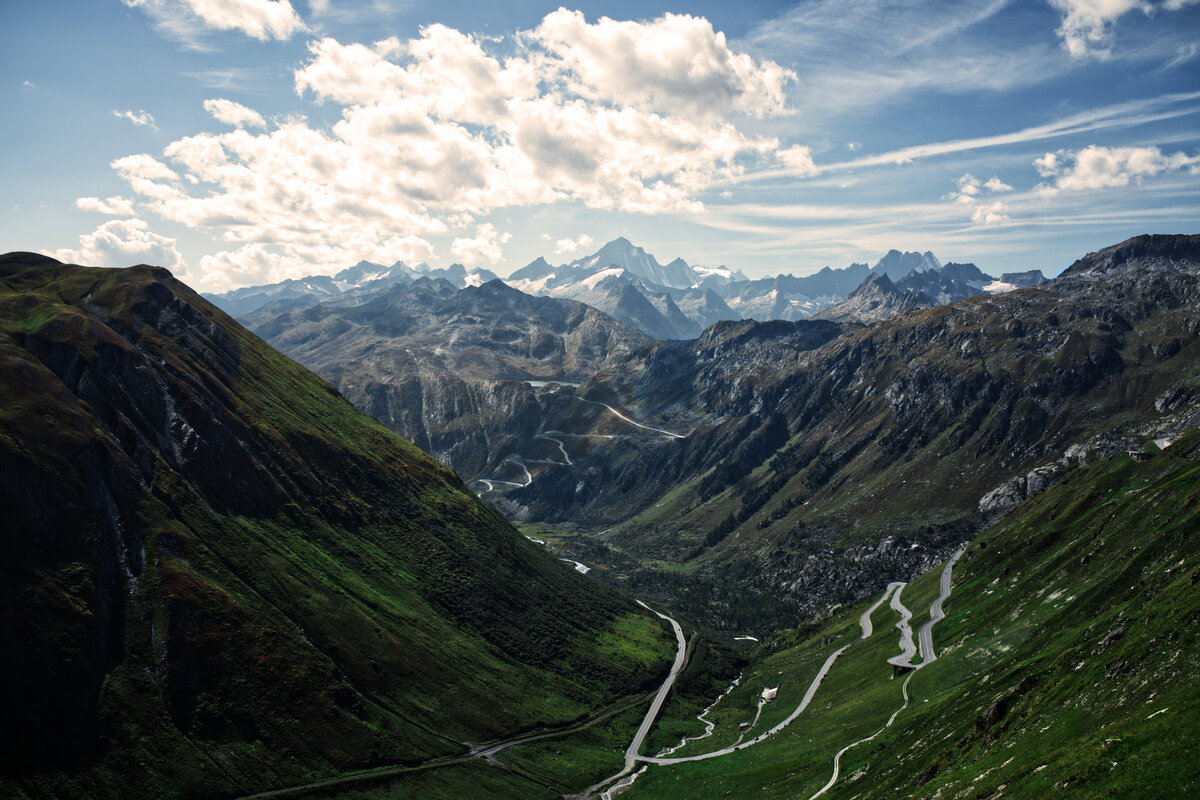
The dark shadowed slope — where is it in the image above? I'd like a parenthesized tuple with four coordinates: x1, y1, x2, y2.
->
(0, 253, 673, 799)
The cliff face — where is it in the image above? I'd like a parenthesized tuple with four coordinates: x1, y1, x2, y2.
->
(0, 253, 670, 797)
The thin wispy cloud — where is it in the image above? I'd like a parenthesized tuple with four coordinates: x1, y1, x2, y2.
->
(122, 0, 306, 49)
(737, 0, 1055, 120)
(739, 91, 1200, 181)
(113, 109, 158, 129)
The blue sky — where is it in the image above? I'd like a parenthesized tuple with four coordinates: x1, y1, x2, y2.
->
(2, 0, 1197, 290)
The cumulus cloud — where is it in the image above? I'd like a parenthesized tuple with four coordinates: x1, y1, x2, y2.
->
(949, 173, 1012, 225)
(451, 223, 511, 265)
(778, 145, 819, 177)
(49, 218, 187, 271)
(950, 173, 1012, 202)
(1035, 144, 1200, 194)
(203, 97, 266, 128)
(107, 11, 797, 287)
(75, 196, 136, 216)
(1047, 0, 1150, 59)
(113, 109, 157, 129)
(971, 200, 1009, 225)
(524, 10, 793, 120)
(123, 0, 306, 43)
(553, 234, 594, 255)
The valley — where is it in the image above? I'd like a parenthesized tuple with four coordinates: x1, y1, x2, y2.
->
(2, 234, 1197, 800)
(8, 0, 1200, 796)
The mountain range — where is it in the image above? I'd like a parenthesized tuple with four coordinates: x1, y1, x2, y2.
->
(3, 232, 1197, 799)
(206, 238, 1047, 340)
(490, 234, 1200, 628)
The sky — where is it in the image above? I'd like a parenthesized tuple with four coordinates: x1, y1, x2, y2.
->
(2, 0, 1198, 291)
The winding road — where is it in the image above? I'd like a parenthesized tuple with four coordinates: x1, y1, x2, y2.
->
(808, 548, 966, 799)
(885, 582, 917, 670)
(631, 582, 902, 766)
(919, 548, 965, 664)
(572, 397, 688, 439)
(535, 433, 573, 465)
(584, 601, 689, 797)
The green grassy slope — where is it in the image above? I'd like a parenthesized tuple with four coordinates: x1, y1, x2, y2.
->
(620, 426, 1200, 798)
(0, 253, 673, 798)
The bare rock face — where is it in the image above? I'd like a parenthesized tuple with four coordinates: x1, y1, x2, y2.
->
(814, 273, 932, 324)
(1059, 233, 1200, 277)
(979, 477, 1028, 515)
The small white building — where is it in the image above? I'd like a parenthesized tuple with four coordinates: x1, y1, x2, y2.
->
(761, 685, 779, 703)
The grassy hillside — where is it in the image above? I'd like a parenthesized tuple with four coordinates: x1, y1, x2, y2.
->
(617, 425, 1200, 798)
(0, 253, 673, 799)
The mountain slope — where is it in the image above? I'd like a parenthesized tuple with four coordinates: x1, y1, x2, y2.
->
(499, 235, 1200, 629)
(617, 424, 1200, 799)
(243, 277, 651, 478)
(814, 272, 933, 323)
(0, 253, 672, 798)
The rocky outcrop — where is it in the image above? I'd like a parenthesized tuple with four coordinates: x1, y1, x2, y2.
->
(814, 273, 932, 323)
(1060, 233, 1200, 277)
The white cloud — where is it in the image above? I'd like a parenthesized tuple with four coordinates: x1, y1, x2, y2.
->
(22, 80, 35, 89)
(525, 10, 793, 120)
(113, 109, 157, 129)
(1161, 41, 1200, 70)
(1035, 144, 1200, 194)
(738, 91, 1200, 184)
(48, 218, 187, 272)
(203, 97, 266, 128)
(740, 0, 1054, 121)
(847, 142, 861, 152)
(75, 196, 136, 216)
(451, 223, 511, 265)
(949, 173, 1013, 225)
(1047, 0, 1150, 59)
(778, 145, 819, 177)
(123, 0, 306, 45)
(553, 233, 594, 255)
(109, 12, 793, 288)
(971, 200, 1010, 225)
(111, 154, 183, 202)
(950, 173, 1012, 202)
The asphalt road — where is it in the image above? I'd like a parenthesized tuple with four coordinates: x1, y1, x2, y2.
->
(808, 547, 967, 799)
(634, 582, 902, 766)
(918, 548, 965, 665)
(581, 601, 688, 797)
(885, 583, 917, 670)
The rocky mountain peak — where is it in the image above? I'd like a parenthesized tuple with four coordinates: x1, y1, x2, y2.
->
(1059, 233, 1200, 278)
(871, 249, 942, 280)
